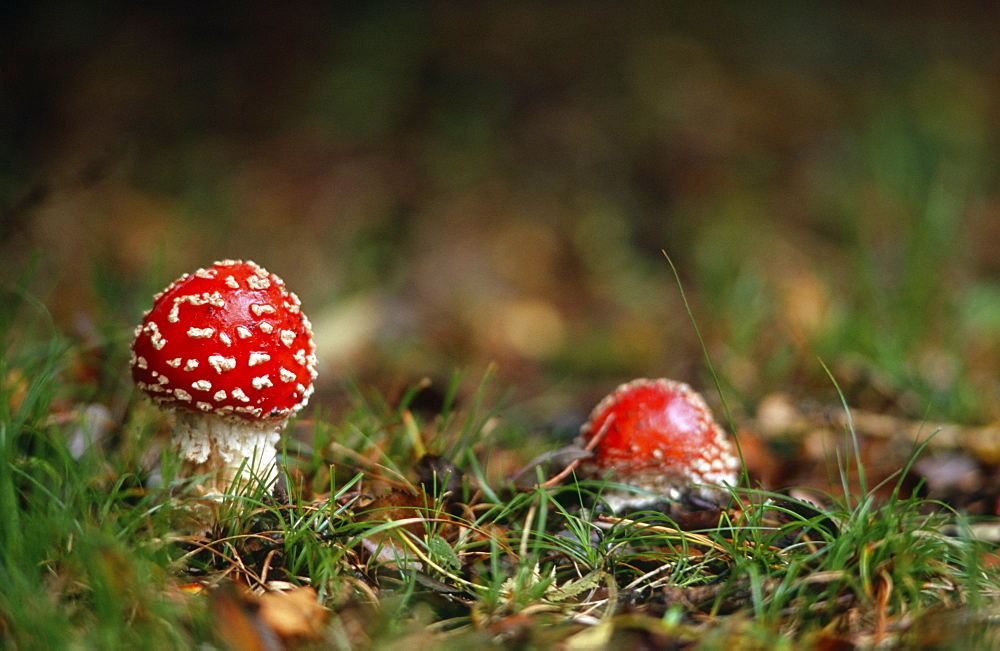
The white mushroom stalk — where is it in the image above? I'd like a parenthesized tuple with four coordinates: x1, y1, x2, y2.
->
(171, 411, 282, 491)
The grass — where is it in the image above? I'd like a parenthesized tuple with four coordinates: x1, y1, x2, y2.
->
(7, 4, 1000, 647)
(2, 275, 1000, 649)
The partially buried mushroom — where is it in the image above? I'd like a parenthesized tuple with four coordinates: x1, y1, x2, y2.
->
(577, 378, 739, 512)
(131, 259, 317, 496)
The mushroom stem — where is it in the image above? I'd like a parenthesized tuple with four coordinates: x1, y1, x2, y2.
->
(172, 411, 283, 495)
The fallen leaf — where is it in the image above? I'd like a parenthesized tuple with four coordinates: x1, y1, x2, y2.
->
(209, 584, 280, 651)
(258, 586, 326, 641)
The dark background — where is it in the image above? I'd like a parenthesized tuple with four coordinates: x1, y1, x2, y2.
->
(4, 1, 1000, 430)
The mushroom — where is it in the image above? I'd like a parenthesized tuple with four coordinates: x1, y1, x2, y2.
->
(131, 259, 317, 496)
(577, 378, 739, 511)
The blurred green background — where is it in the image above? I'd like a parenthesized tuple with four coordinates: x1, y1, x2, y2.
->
(3, 1, 1000, 427)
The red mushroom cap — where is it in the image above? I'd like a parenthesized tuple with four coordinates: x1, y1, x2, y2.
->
(131, 260, 317, 422)
(578, 378, 739, 504)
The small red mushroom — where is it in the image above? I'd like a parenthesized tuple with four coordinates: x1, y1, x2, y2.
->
(131, 259, 317, 495)
(577, 378, 739, 511)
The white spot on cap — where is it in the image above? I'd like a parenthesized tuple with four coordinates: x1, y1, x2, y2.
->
(248, 353, 271, 366)
(225, 275, 239, 289)
(194, 268, 217, 279)
(280, 330, 295, 347)
(213, 390, 227, 401)
(143, 322, 166, 350)
(174, 389, 193, 402)
(136, 356, 148, 370)
(168, 292, 225, 323)
(278, 367, 296, 383)
(231, 387, 250, 402)
(219, 332, 232, 346)
(195, 402, 213, 412)
(251, 304, 276, 316)
(166, 358, 181, 368)
(157, 375, 169, 385)
(208, 355, 237, 373)
(259, 322, 274, 334)
(191, 379, 212, 391)
(237, 326, 252, 339)
(184, 359, 199, 371)
(252, 375, 273, 390)
(187, 327, 215, 339)
(247, 275, 271, 290)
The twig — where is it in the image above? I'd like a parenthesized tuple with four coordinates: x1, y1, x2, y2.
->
(538, 413, 615, 488)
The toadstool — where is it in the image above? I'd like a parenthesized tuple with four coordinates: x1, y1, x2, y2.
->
(131, 259, 317, 495)
(577, 378, 739, 511)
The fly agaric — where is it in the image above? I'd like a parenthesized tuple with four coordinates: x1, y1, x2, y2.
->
(577, 378, 739, 511)
(131, 259, 317, 495)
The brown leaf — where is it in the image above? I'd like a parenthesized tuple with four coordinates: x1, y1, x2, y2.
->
(258, 587, 326, 642)
(209, 584, 281, 651)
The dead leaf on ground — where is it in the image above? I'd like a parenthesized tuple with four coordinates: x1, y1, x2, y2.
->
(209, 583, 326, 649)
(258, 586, 327, 642)
(209, 583, 281, 651)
